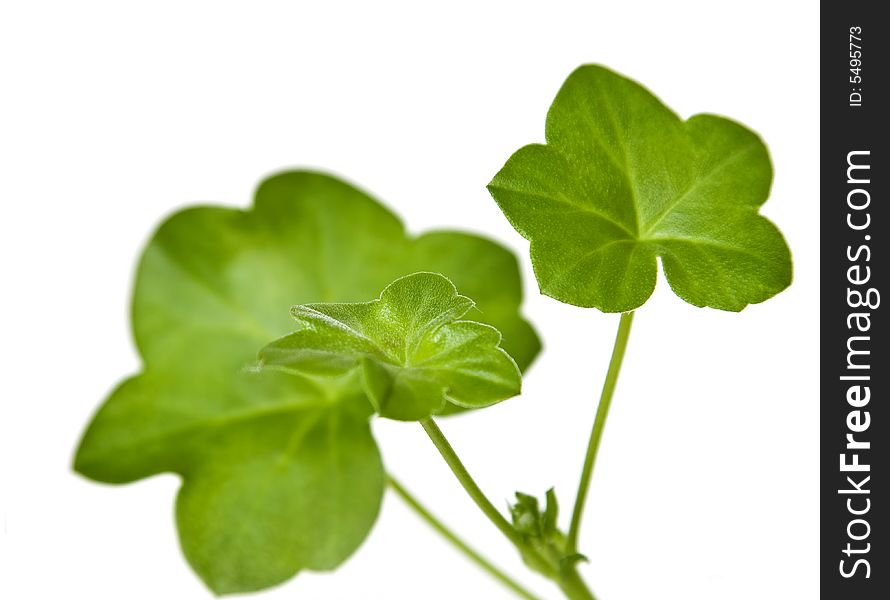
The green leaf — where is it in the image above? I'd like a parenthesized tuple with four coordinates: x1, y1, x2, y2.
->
(259, 272, 521, 421)
(510, 491, 544, 537)
(488, 65, 792, 312)
(74, 171, 540, 593)
(510, 488, 559, 541)
(175, 386, 381, 594)
(509, 488, 580, 578)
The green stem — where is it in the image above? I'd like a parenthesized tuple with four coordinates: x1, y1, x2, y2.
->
(559, 567, 598, 600)
(566, 311, 635, 555)
(419, 418, 523, 547)
(420, 418, 597, 600)
(387, 475, 541, 600)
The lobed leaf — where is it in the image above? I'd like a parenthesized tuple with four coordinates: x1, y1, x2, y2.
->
(259, 272, 522, 421)
(488, 65, 792, 312)
(74, 171, 540, 593)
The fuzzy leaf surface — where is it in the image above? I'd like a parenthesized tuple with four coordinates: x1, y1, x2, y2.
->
(488, 65, 792, 312)
(260, 272, 522, 420)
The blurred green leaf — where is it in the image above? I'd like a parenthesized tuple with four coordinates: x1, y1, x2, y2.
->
(74, 171, 539, 594)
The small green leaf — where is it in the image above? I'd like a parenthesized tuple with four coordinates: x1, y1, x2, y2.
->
(260, 272, 522, 421)
(510, 488, 577, 579)
(510, 491, 544, 537)
(74, 171, 540, 593)
(488, 65, 792, 312)
(543, 487, 559, 537)
(510, 488, 559, 541)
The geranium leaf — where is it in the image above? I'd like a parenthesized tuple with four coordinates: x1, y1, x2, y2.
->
(73, 171, 540, 593)
(174, 388, 381, 595)
(488, 65, 792, 312)
(259, 272, 522, 421)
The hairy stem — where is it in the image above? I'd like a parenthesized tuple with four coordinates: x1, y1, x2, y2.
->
(420, 418, 597, 600)
(566, 311, 635, 555)
(558, 567, 598, 600)
(388, 475, 541, 600)
(419, 418, 523, 547)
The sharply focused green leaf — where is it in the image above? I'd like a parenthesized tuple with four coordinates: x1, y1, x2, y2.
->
(260, 272, 522, 420)
(74, 171, 540, 593)
(488, 65, 792, 312)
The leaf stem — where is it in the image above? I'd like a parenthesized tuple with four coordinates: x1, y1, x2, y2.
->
(420, 417, 597, 600)
(558, 567, 598, 600)
(387, 475, 541, 600)
(419, 418, 523, 547)
(566, 311, 635, 555)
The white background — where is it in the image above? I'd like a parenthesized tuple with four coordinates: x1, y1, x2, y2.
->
(0, 1, 818, 599)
